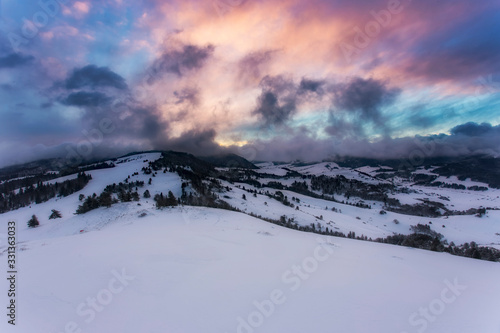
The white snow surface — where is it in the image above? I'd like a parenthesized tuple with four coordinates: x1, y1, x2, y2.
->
(1, 153, 500, 332)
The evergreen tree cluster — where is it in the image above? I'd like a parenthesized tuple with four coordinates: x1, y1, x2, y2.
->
(311, 174, 393, 203)
(27, 214, 40, 228)
(375, 233, 500, 262)
(102, 180, 145, 194)
(60, 162, 115, 177)
(0, 172, 92, 213)
(0, 172, 60, 194)
(75, 180, 145, 214)
(76, 193, 104, 214)
(154, 191, 178, 208)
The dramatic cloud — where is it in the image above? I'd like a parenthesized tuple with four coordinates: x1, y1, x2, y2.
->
(149, 43, 215, 79)
(75, 98, 170, 147)
(120, 106, 167, 144)
(328, 77, 401, 138)
(325, 116, 364, 139)
(253, 75, 298, 127)
(237, 50, 276, 86)
(161, 129, 227, 156)
(247, 122, 500, 163)
(1, 0, 499, 167)
(61, 91, 112, 107)
(450, 122, 497, 136)
(298, 78, 326, 95)
(64, 65, 127, 90)
(0, 53, 34, 68)
(333, 77, 400, 122)
(174, 87, 200, 107)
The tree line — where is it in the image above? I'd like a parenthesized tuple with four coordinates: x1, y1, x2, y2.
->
(0, 172, 92, 213)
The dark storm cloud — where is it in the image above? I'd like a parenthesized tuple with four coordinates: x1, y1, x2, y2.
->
(328, 77, 401, 137)
(298, 78, 325, 95)
(450, 122, 497, 136)
(252, 75, 329, 127)
(0, 53, 34, 68)
(77, 97, 169, 146)
(149, 43, 215, 79)
(237, 50, 276, 84)
(254, 91, 296, 126)
(161, 129, 227, 156)
(64, 65, 127, 90)
(121, 106, 166, 143)
(246, 122, 500, 163)
(253, 75, 298, 127)
(174, 87, 200, 107)
(333, 77, 400, 123)
(61, 91, 112, 107)
(324, 117, 363, 139)
(54, 62, 170, 149)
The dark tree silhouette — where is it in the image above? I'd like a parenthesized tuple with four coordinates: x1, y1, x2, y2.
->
(49, 209, 62, 219)
(28, 215, 40, 228)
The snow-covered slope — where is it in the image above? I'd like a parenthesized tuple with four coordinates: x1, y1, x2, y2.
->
(3, 153, 499, 249)
(1, 153, 500, 332)
(1, 205, 500, 333)
(220, 183, 500, 247)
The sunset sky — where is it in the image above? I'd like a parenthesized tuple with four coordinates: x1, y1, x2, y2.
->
(1, 0, 499, 166)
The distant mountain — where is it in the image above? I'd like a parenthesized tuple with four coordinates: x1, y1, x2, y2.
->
(0, 158, 65, 182)
(155, 151, 216, 175)
(198, 153, 258, 169)
(432, 155, 500, 189)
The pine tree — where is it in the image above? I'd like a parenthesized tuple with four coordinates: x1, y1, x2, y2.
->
(98, 191, 113, 208)
(28, 214, 40, 228)
(167, 191, 178, 206)
(76, 195, 100, 214)
(143, 190, 151, 198)
(155, 192, 166, 208)
(49, 209, 62, 219)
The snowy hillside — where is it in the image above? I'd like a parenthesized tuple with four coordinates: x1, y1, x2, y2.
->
(2, 205, 500, 333)
(1, 152, 500, 332)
